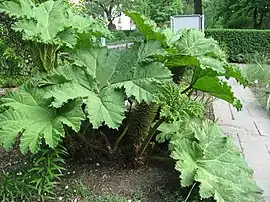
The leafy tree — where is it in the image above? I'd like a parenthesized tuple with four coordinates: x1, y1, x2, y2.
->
(134, 0, 184, 25)
(204, 0, 270, 29)
(82, 0, 132, 29)
(182, 0, 194, 14)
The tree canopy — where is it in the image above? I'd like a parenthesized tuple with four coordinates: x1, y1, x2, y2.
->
(134, 0, 184, 25)
(82, 0, 132, 29)
(204, 0, 270, 29)
(80, 0, 184, 29)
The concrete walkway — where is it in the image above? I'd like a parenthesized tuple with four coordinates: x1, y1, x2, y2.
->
(214, 79, 270, 201)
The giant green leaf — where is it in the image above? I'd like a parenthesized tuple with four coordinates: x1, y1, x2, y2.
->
(42, 65, 125, 129)
(137, 40, 168, 63)
(166, 55, 226, 74)
(69, 44, 172, 101)
(173, 29, 225, 59)
(160, 28, 245, 110)
(0, 0, 110, 47)
(190, 67, 242, 110)
(0, 0, 34, 18)
(224, 64, 248, 86)
(164, 120, 263, 202)
(42, 44, 171, 128)
(45, 82, 125, 129)
(68, 13, 111, 39)
(0, 82, 85, 154)
(194, 76, 242, 110)
(13, 18, 38, 41)
(125, 11, 167, 46)
(12, 0, 69, 43)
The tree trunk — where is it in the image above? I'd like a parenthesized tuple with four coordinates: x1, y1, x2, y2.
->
(104, 7, 116, 30)
(193, 0, 202, 14)
(253, 8, 259, 29)
(108, 20, 116, 30)
(258, 11, 264, 29)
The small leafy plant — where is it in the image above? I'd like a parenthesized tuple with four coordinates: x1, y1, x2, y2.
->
(0, 146, 66, 201)
(0, 1, 263, 201)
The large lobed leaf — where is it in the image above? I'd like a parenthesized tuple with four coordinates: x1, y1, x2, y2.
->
(157, 120, 263, 202)
(163, 29, 246, 110)
(41, 43, 172, 129)
(0, 0, 34, 18)
(125, 11, 168, 46)
(0, 0, 111, 46)
(172, 29, 224, 58)
(191, 67, 243, 110)
(125, 13, 247, 111)
(0, 82, 85, 154)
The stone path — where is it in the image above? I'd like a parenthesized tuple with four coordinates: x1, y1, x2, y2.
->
(214, 79, 270, 201)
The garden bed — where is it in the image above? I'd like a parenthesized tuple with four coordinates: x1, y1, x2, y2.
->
(0, 146, 214, 202)
(0, 2, 263, 202)
(245, 61, 270, 114)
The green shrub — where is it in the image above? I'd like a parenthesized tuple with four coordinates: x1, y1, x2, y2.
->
(205, 29, 270, 63)
(109, 30, 143, 43)
(111, 30, 127, 42)
(0, 75, 29, 88)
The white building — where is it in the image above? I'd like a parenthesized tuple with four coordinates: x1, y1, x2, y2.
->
(113, 14, 136, 30)
(69, 0, 135, 30)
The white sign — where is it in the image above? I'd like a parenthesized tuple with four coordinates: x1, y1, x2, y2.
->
(170, 15, 204, 33)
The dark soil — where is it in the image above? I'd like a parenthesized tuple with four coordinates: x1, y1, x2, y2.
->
(62, 159, 214, 202)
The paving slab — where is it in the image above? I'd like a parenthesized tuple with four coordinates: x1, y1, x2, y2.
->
(253, 117, 270, 137)
(256, 179, 270, 198)
(214, 78, 270, 201)
(264, 197, 270, 202)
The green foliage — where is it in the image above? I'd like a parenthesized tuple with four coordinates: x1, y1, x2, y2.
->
(245, 55, 270, 113)
(82, 0, 132, 29)
(41, 44, 171, 129)
(157, 120, 263, 202)
(205, 29, 270, 63)
(109, 30, 143, 44)
(132, 0, 184, 25)
(111, 30, 127, 42)
(204, 0, 270, 29)
(0, 0, 110, 45)
(0, 6, 262, 202)
(0, 14, 36, 77)
(0, 39, 31, 76)
(126, 11, 168, 46)
(28, 146, 67, 198)
(155, 82, 205, 123)
(164, 29, 248, 110)
(129, 13, 262, 201)
(127, 14, 248, 109)
(0, 146, 66, 201)
(0, 75, 29, 88)
(0, 81, 85, 153)
(0, 0, 111, 72)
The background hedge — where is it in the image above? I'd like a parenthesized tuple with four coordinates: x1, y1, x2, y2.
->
(205, 29, 270, 62)
(108, 30, 143, 44)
